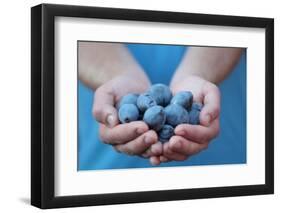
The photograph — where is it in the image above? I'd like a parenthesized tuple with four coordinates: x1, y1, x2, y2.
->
(0, 0, 277, 211)
(30, 3, 273, 208)
(78, 41, 246, 170)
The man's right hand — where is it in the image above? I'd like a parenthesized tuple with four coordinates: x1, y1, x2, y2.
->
(93, 74, 160, 157)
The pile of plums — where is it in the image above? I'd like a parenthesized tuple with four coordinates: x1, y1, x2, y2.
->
(117, 84, 203, 142)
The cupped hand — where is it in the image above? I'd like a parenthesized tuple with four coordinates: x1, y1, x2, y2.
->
(151, 75, 221, 165)
(92, 74, 159, 156)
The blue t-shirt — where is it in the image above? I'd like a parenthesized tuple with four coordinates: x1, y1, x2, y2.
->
(78, 44, 246, 170)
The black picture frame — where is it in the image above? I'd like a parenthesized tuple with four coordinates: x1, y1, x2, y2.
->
(31, 3, 274, 209)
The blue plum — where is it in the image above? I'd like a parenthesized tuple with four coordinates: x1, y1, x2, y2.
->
(116, 93, 139, 109)
(164, 104, 189, 127)
(192, 102, 203, 111)
(158, 124, 174, 142)
(148, 84, 172, 106)
(118, 104, 139, 124)
(116, 84, 204, 128)
(143, 105, 166, 131)
(170, 91, 193, 110)
(137, 93, 157, 113)
(189, 109, 200, 125)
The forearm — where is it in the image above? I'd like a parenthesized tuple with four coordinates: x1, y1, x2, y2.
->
(78, 42, 150, 90)
(171, 47, 243, 86)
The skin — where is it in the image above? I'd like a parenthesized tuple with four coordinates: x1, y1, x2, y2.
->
(79, 42, 147, 90)
(79, 42, 160, 157)
(150, 47, 243, 165)
(79, 42, 243, 165)
(150, 75, 221, 165)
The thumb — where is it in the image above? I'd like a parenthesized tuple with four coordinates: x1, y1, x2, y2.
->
(200, 84, 220, 126)
(92, 86, 119, 128)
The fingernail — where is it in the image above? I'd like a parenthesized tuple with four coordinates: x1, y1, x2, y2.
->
(142, 153, 149, 158)
(177, 130, 185, 135)
(106, 114, 114, 127)
(160, 156, 169, 162)
(150, 157, 160, 166)
(137, 127, 146, 134)
(205, 114, 211, 126)
(173, 141, 182, 149)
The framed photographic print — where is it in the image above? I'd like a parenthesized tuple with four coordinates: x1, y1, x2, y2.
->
(31, 3, 274, 209)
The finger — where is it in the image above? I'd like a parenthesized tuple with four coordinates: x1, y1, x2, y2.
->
(114, 130, 157, 155)
(141, 148, 154, 158)
(200, 84, 220, 126)
(174, 119, 220, 144)
(150, 142, 163, 156)
(93, 86, 119, 128)
(99, 121, 148, 145)
(159, 155, 169, 162)
(150, 156, 161, 166)
(168, 135, 208, 156)
(163, 152, 188, 161)
(141, 142, 160, 158)
(162, 142, 188, 161)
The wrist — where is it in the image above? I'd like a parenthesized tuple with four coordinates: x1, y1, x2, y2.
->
(170, 72, 203, 91)
(80, 62, 150, 91)
(126, 69, 151, 88)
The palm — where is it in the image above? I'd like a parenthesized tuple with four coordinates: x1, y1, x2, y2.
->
(171, 76, 207, 103)
(93, 74, 160, 157)
(150, 75, 221, 164)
